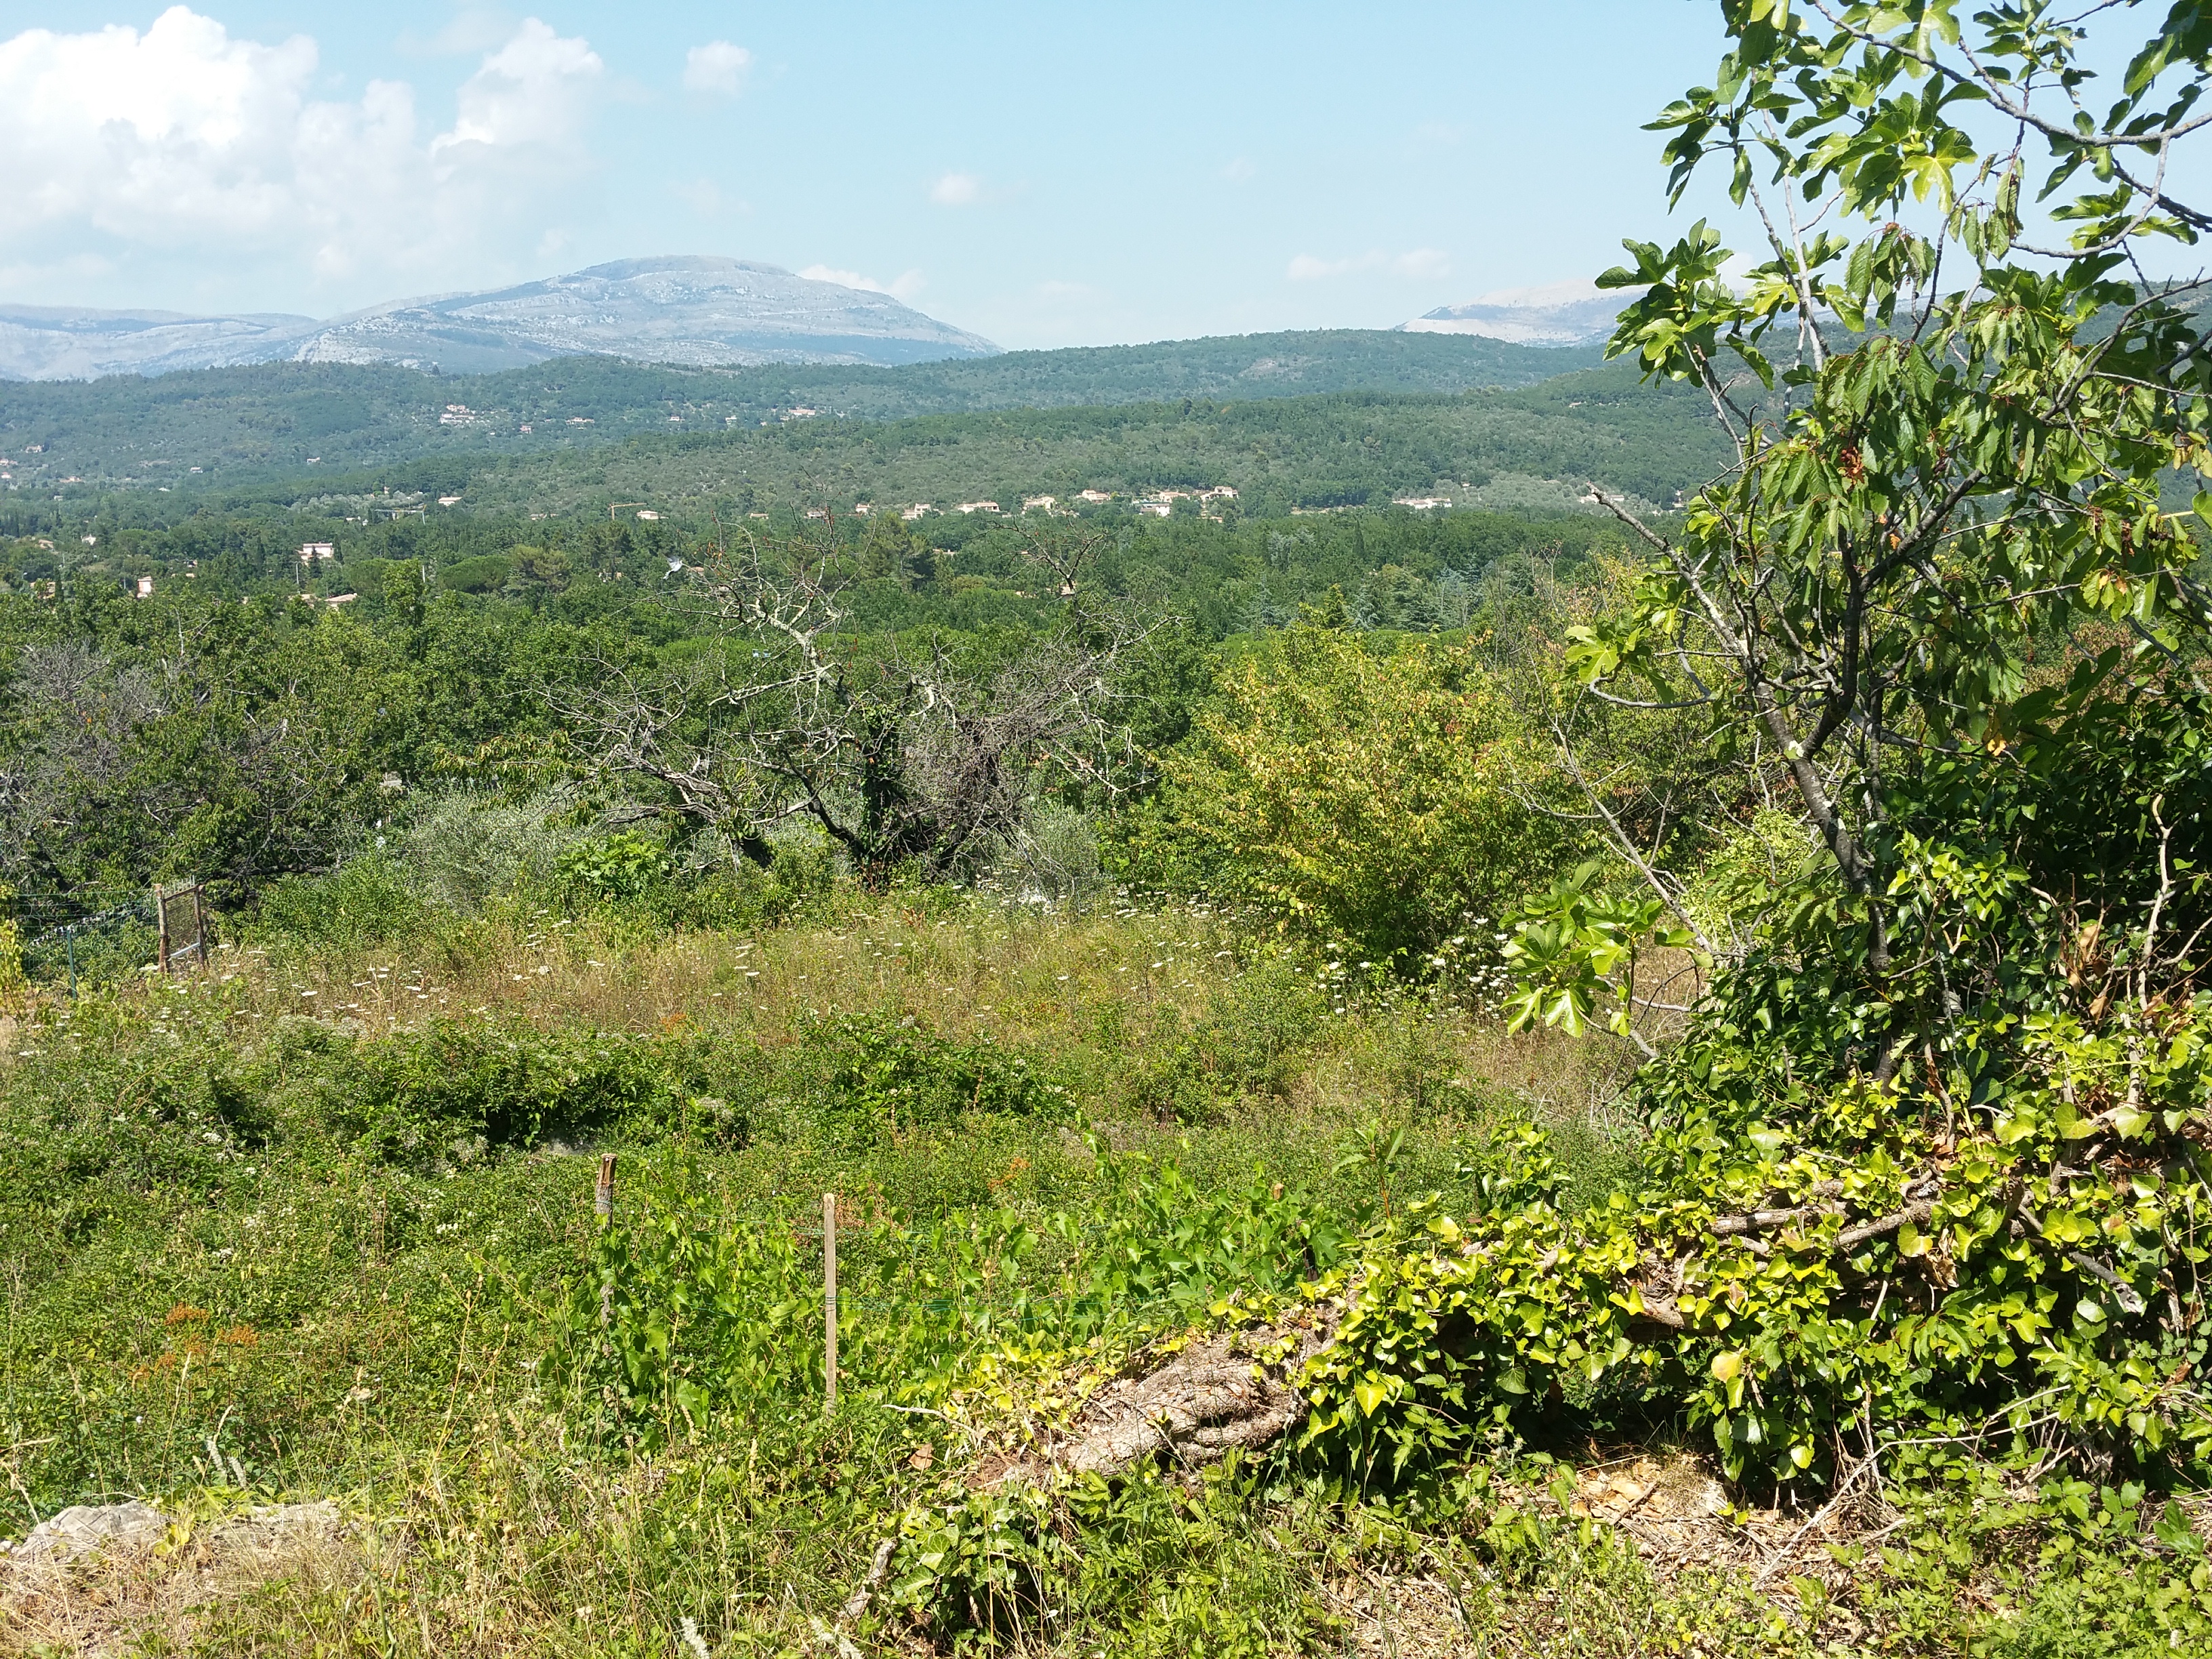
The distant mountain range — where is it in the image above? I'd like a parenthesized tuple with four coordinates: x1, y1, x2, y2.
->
(1399, 281, 1622, 347)
(0, 256, 1001, 382)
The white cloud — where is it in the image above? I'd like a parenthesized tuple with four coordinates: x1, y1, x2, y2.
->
(799, 264, 925, 302)
(0, 7, 602, 293)
(433, 20, 600, 154)
(1288, 248, 1451, 281)
(682, 40, 750, 97)
(1222, 157, 1256, 183)
(930, 171, 981, 207)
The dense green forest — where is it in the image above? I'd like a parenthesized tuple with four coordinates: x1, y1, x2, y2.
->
(0, 328, 1605, 485)
(0, 361, 1722, 610)
(1, 498, 1630, 641)
(445, 364, 1716, 521)
(0, 505, 1634, 897)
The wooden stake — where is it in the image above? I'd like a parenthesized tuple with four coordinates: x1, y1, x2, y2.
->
(154, 886, 170, 975)
(596, 1153, 616, 1330)
(192, 882, 209, 968)
(823, 1192, 839, 1415)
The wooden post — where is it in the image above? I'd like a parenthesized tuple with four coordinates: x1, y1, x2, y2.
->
(596, 1154, 616, 1329)
(154, 886, 170, 975)
(823, 1192, 839, 1415)
(192, 882, 209, 968)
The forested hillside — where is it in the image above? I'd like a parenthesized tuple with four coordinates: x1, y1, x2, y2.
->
(1, 359, 1725, 573)
(0, 328, 1605, 485)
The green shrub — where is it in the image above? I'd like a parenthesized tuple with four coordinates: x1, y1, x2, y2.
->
(1111, 623, 1570, 969)
(813, 1011, 1070, 1135)
(1122, 955, 1328, 1122)
(323, 1020, 684, 1162)
(398, 787, 588, 912)
(552, 830, 670, 909)
(247, 850, 426, 949)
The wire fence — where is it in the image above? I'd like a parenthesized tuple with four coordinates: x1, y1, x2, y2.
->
(9, 882, 212, 992)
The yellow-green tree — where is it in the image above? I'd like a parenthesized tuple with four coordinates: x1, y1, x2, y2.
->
(1115, 624, 1569, 966)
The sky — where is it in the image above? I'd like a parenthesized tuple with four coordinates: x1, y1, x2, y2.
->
(0, 1, 1757, 348)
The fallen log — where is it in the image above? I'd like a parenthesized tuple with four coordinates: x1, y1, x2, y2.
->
(1042, 1304, 1343, 1478)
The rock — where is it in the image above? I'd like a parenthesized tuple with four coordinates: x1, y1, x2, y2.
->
(1, 1498, 344, 1571)
(5, 1501, 167, 1565)
(5, 1502, 165, 1566)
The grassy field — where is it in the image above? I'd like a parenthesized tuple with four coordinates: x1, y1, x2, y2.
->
(1, 889, 2205, 1656)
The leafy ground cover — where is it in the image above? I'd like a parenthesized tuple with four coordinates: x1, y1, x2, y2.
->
(1, 888, 2205, 1656)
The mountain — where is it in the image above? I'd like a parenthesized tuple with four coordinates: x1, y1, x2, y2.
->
(1399, 281, 1622, 347)
(0, 257, 1000, 382)
(293, 258, 1000, 374)
(0, 306, 324, 382)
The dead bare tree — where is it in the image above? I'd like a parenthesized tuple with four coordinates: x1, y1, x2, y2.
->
(560, 518, 1155, 888)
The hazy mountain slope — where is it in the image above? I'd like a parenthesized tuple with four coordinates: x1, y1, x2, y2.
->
(0, 257, 998, 382)
(0, 306, 325, 381)
(1400, 281, 1622, 346)
(293, 258, 1000, 373)
(0, 330, 1612, 488)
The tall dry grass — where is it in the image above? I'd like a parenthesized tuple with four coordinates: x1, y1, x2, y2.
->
(18, 893, 1634, 1137)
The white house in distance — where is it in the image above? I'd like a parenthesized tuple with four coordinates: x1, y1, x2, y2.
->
(299, 542, 335, 564)
(1136, 485, 1238, 517)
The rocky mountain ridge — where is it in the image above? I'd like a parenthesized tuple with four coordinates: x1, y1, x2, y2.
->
(0, 257, 1000, 382)
(1398, 281, 1622, 347)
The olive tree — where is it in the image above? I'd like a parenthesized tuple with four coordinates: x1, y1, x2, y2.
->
(565, 520, 1153, 888)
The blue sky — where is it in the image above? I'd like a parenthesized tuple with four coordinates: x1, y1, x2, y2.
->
(0, 2, 1749, 347)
